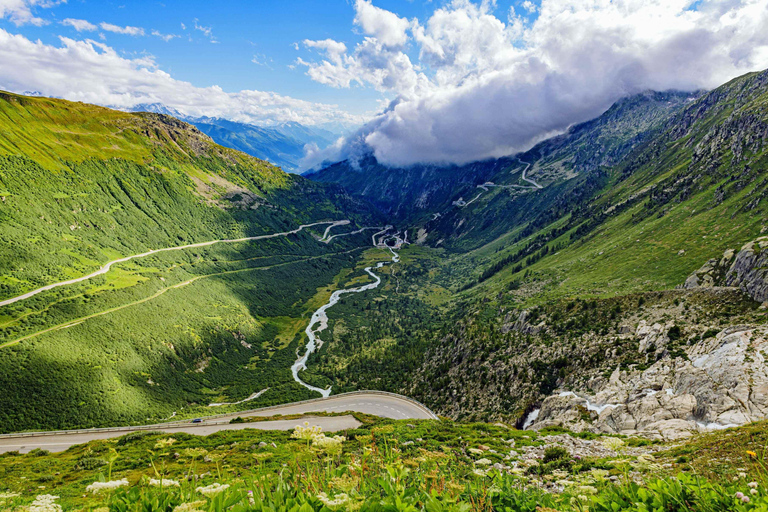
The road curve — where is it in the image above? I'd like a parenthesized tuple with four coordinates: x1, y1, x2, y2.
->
(0, 220, 344, 308)
(518, 158, 543, 189)
(0, 391, 438, 454)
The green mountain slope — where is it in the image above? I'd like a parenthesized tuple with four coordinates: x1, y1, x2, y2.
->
(0, 91, 382, 433)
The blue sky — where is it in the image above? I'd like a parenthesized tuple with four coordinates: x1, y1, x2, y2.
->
(0, 0, 531, 117)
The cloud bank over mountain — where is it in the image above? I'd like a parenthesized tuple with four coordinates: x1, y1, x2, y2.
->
(299, 0, 768, 169)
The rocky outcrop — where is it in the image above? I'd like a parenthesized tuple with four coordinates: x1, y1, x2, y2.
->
(684, 238, 768, 302)
(725, 239, 768, 302)
(682, 249, 735, 289)
(500, 310, 546, 335)
(527, 326, 768, 439)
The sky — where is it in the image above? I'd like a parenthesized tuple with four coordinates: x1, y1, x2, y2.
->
(1, 0, 768, 169)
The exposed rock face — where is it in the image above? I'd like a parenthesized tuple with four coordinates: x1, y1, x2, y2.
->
(501, 310, 545, 335)
(683, 250, 735, 289)
(725, 239, 768, 303)
(684, 238, 768, 302)
(529, 326, 768, 439)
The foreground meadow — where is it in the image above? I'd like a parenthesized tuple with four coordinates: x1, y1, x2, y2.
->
(0, 414, 765, 511)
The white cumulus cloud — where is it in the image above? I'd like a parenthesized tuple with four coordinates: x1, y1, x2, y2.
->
(353, 0, 410, 48)
(0, 0, 61, 26)
(299, 0, 768, 169)
(61, 18, 97, 32)
(99, 22, 144, 36)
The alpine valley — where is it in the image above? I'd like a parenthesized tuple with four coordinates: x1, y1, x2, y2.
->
(2, 64, 768, 511)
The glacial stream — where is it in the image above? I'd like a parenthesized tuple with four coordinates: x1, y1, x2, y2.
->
(291, 227, 401, 397)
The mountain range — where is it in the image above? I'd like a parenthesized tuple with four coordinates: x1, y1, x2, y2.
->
(128, 103, 340, 172)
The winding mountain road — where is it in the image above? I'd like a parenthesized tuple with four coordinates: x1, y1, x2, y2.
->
(452, 158, 542, 209)
(0, 221, 345, 309)
(517, 158, 543, 189)
(0, 392, 438, 454)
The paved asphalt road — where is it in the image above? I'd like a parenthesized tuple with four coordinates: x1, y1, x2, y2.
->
(0, 392, 437, 454)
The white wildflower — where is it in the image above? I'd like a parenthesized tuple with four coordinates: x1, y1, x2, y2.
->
(0, 492, 20, 500)
(292, 422, 323, 441)
(474, 458, 492, 465)
(601, 437, 625, 452)
(173, 502, 208, 512)
(748, 481, 759, 488)
(149, 478, 180, 487)
(85, 479, 129, 494)
(472, 469, 488, 477)
(196, 483, 229, 497)
(26, 495, 62, 512)
(316, 492, 350, 509)
(312, 434, 345, 457)
(468, 448, 484, 455)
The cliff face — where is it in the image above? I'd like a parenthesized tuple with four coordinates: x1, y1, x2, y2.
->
(529, 324, 768, 439)
(684, 237, 768, 303)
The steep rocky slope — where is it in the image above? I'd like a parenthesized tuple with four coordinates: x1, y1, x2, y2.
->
(684, 237, 768, 302)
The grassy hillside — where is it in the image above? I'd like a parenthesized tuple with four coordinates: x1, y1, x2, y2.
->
(0, 91, 383, 432)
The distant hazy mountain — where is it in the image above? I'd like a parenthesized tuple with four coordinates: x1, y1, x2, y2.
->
(128, 104, 338, 172)
(276, 121, 338, 148)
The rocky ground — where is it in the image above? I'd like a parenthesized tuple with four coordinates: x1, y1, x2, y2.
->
(527, 238, 768, 439)
(530, 324, 767, 439)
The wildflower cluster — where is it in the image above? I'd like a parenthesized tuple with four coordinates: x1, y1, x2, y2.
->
(195, 482, 229, 497)
(85, 479, 129, 494)
(313, 434, 346, 457)
(291, 421, 324, 441)
(26, 494, 62, 512)
(601, 437, 625, 452)
(172, 501, 207, 512)
(316, 491, 350, 509)
(148, 478, 180, 487)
